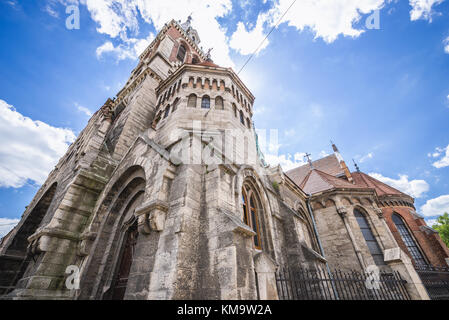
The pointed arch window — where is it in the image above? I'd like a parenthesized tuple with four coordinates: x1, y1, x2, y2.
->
(354, 209, 385, 266)
(239, 110, 245, 125)
(392, 213, 428, 266)
(177, 44, 187, 62)
(201, 95, 210, 109)
(233, 103, 237, 117)
(242, 185, 262, 250)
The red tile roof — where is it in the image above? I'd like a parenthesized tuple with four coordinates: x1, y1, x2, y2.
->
(286, 154, 345, 187)
(286, 154, 411, 198)
(351, 172, 407, 197)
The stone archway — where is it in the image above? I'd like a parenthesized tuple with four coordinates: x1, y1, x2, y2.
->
(0, 183, 58, 296)
(78, 166, 146, 300)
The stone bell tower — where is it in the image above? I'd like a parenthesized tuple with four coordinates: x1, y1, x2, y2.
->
(0, 17, 327, 300)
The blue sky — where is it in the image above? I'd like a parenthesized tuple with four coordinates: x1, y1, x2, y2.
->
(1, 0, 449, 236)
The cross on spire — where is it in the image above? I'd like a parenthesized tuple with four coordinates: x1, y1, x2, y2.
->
(305, 153, 314, 169)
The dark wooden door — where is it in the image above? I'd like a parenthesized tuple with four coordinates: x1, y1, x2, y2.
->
(110, 222, 138, 300)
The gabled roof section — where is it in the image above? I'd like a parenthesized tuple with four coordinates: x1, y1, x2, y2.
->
(300, 169, 360, 195)
(286, 154, 345, 187)
(352, 172, 409, 198)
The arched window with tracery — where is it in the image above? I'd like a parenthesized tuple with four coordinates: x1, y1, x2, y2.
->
(392, 213, 428, 266)
(241, 184, 262, 250)
(354, 209, 385, 266)
(177, 44, 187, 62)
(201, 95, 210, 109)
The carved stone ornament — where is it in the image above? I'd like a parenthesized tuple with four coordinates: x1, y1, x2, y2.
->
(135, 200, 169, 234)
(376, 208, 384, 219)
(100, 98, 114, 120)
(336, 206, 348, 218)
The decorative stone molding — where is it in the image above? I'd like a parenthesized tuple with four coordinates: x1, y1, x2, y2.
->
(409, 209, 424, 220)
(384, 247, 403, 263)
(336, 206, 347, 218)
(135, 200, 169, 234)
(219, 208, 256, 237)
(78, 231, 97, 257)
(374, 207, 384, 219)
(419, 225, 438, 235)
(100, 98, 114, 120)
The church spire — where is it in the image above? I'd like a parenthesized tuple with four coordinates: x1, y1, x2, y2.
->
(331, 141, 353, 183)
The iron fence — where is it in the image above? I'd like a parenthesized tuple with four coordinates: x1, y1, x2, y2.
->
(276, 267, 410, 300)
(415, 265, 449, 300)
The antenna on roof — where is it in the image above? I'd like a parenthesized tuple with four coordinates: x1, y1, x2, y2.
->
(353, 159, 361, 172)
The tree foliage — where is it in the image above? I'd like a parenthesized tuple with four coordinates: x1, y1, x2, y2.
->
(432, 213, 449, 248)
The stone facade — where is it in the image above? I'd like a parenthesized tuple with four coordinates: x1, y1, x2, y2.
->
(0, 18, 443, 301)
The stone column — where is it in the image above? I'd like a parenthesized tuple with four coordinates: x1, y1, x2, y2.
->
(254, 252, 279, 300)
(337, 206, 366, 270)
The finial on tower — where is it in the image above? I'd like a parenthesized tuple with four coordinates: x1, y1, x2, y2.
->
(331, 140, 339, 153)
(353, 159, 361, 172)
(206, 48, 214, 61)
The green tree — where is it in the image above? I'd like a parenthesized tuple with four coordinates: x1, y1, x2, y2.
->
(432, 213, 449, 248)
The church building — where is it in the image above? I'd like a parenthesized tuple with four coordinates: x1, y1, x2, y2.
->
(0, 17, 447, 300)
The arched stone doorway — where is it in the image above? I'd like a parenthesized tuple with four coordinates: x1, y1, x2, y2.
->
(78, 166, 146, 300)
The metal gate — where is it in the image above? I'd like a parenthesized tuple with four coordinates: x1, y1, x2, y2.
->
(276, 267, 410, 300)
(415, 265, 449, 300)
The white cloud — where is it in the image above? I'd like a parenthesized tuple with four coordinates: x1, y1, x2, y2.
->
(359, 152, 374, 163)
(266, 152, 307, 172)
(44, 4, 60, 18)
(444, 37, 449, 54)
(261, 0, 387, 44)
(284, 128, 296, 137)
(96, 32, 155, 61)
(63, 0, 234, 66)
(368, 173, 429, 198)
(425, 218, 437, 227)
(432, 144, 449, 168)
(409, 0, 444, 21)
(421, 194, 449, 217)
(319, 150, 330, 158)
(230, 15, 269, 55)
(75, 102, 93, 117)
(0, 218, 20, 238)
(0, 99, 76, 188)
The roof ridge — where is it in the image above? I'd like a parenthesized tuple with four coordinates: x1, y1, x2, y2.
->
(299, 169, 313, 189)
(358, 172, 408, 197)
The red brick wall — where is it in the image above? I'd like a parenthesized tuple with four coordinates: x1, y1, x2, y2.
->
(383, 206, 449, 267)
(166, 26, 202, 64)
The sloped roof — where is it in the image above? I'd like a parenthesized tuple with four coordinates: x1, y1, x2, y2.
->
(351, 172, 408, 197)
(286, 154, 345, 187)
(286, 153, 411, 198)
(300, 169, 361, 195)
